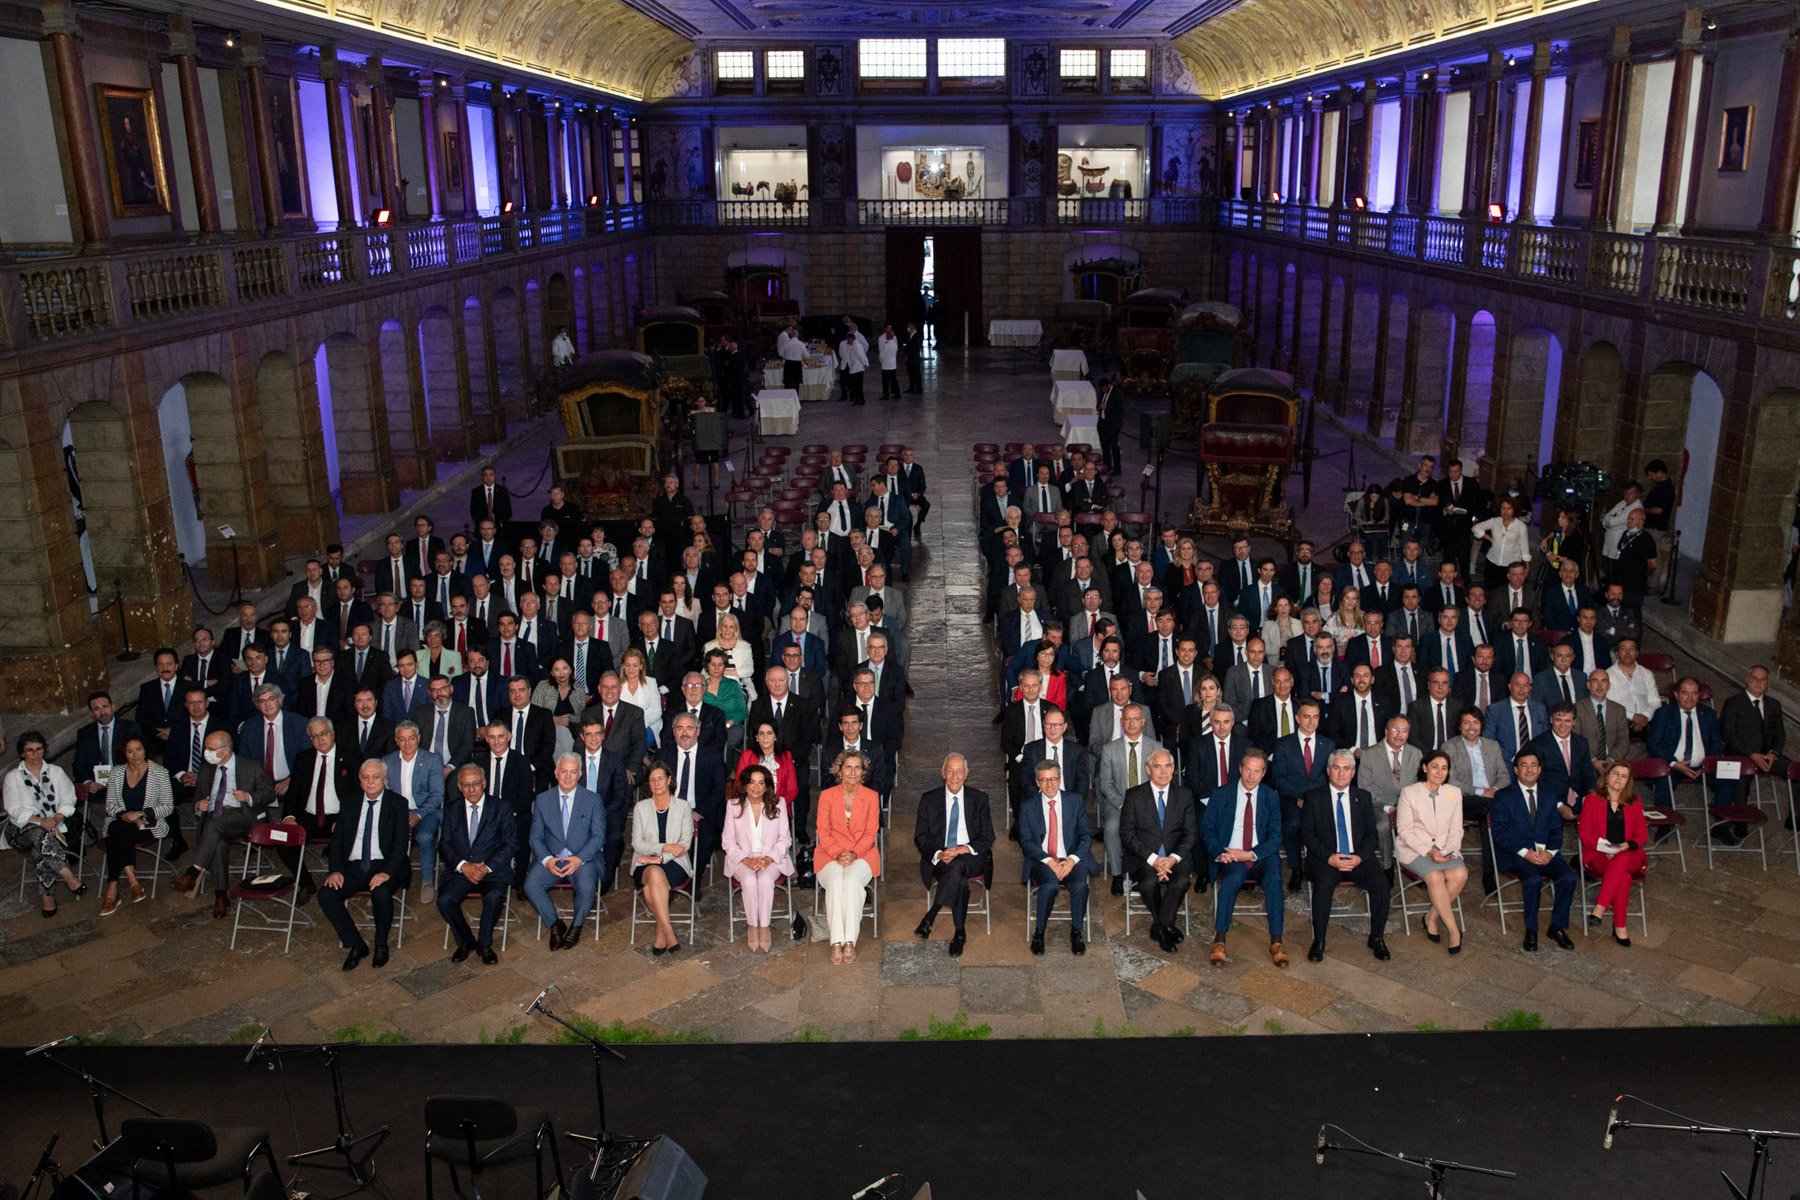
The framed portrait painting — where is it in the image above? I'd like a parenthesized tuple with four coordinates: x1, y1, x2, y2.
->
(1574, 118, 1600, 189)
(94, 84, 169, 217)
(443, 130, 464, 192)
(264, 75, 308, 217)
(1718, 106, 1752, 173)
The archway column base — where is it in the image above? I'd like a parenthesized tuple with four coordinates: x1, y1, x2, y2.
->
(203, 533, 284, 593)
(340, 471, 399, 514)
(0, 638, 108, 715)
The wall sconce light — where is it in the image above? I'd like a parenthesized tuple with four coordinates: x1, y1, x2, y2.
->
(1506, 55, 1517, 66)
(438, 78, 448, 87)
(1704, 17, 1717, 29)
(372, 207, 392, 226)
(1353, 195, 1367, 210)
(1487, 201, 1504, 221)
(502, 200, 515, 214)
(1270, 191, 1282, 203)
(588, 194, 600, 206)
(224, 33, 237, 47)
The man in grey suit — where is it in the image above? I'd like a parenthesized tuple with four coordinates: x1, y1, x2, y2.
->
(1574, 668, 1630, 777)
(1355, 715, 1419, 863)
(1094, 704, 1161, 896)
(176, 732, 277, 917)
(523, 753, 606, 950)
(1022, 465, 1064, 518)
(369, 594, 420, 665)
(850, 565, 908, 631)
(1445, 707, 1509, 895)
(419, 677, 477, 771)
(1087, 674, 1136, 764)
(1064, 589, 1117, 646)
(1222, 637, 1277, 719)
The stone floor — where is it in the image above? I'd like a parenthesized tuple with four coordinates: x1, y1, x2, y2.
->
(3, 345, 1798, 1047)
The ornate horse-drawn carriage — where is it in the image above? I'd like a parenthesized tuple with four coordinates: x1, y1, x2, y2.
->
(1114, 287, 1186, 393)
(1052, 299, 1113, 352)
(680, 289, 740, 347)
(1070, 255, 1143, 308)
(553, 351, 667, 519)
(1187, 366, 1301, 546)
(727, 263, 800, 354)
(636, 304, 713, 403)
(1169, 301, 1245, 436)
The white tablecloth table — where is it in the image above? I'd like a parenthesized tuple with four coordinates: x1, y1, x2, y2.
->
(1051, 348, 1088, 380)
(764, 361, 836, 400)
(757, 389, 801, 436)
(1060, 414, 1100, 445)
(1050, 379, 1097, 424)
(763, 364, 785, 389)
(988, 319, 1044, 348)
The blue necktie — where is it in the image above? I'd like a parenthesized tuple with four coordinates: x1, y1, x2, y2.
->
(359, 803, 375, 868)
(575, 641, 586, 683)
(1154, 788, 1167, 857)
(945, 794, 960, 850)
(587, 754, 599, 792)
(1334, 791, 1351, 856)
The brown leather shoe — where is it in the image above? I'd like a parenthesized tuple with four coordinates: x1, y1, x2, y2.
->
(1269, 940, 1289, 968)
(212, 894, 230, 919)
(295, 881, 316, 907)
(1209, 940, 1227, 967)
(175, 867, 202, 898)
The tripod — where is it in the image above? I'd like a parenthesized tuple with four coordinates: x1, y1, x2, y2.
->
(18, 1134, 65, 1200)
(523, 986, 654, 1195)
(1316, 1124, 1516, 1199)
(256, 1039, 390, 1199)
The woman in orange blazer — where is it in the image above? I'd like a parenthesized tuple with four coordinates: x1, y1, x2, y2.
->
(814, 748, 882, 963)
(1579, 762, 1650, 947)
(732, 719, 799, 809)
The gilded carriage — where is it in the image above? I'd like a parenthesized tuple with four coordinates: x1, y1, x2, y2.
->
(1169, 302, 1244, 435)
(1052, 299, 1112, 351)
(553, 351, 666, 519)
(1187, 367, 1300, 543)
(681, 289, 740, 346)
(635, 305, 713, 398)
(1115, 287, 1185, 393)
(727, 264, 799, 352)
(1070, 255, 1143, 307)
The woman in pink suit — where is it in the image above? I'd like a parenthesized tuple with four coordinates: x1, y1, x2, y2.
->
(1579, 762, 1649, 947)
(814, 749, 882, 964)
(723, 763, 794, 953)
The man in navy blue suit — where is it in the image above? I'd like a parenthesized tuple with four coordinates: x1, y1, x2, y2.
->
(523, 753, 606, 950)
(1270, 699, 1333, 891)
(1484, 673, 1549, 762)
(1017, 759, 1099, 956)
(1646, 677, 1741, 842)
(572, 716, 632, 892)
(1201, 748, 1287, 967)
(1526, 704, 1597, 819)
(1539, 559, 1593, 633)
(435, 770, 514, 964)
(1488, 748, 1577, 951)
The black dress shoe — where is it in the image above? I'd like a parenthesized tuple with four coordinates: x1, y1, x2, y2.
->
(371, 945, 389, 968)
(1523, 930, 1539, 952)
(565, 924, 583, 948)
(1030, 931, 1045, 956)
(1169, 926, 1185, 944)
(549, 919, 569, 950)
(1193, 874, 1209, 894)
(479, 947, 498, 965)
(948, 931, 965, 957)
(1286, 870, 1303, 894)
(451, 945, 472, 963)
(651, 944, 666, 957)
(1110, 875, 1125, 896)
(1306, 941, 1325, 963)
(914, 915, 935, 940)
(342, 946, 366, 971)
(1070, 929, 1086, 955)
(1548, 926, 1574, 950)
(792, 915, 809, 939)
(1368, 937, 1391, 961)
(1612, 932, 1632, 948)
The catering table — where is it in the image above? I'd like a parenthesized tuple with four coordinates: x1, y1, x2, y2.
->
(757, 389, 800, 436)
(1051, 348, 1088, 380)
(988, 319, 1044, 348)
(1060, 414, 1100, 445)
(1050, 379, 1097, 424)
(764, 358, 837, 401)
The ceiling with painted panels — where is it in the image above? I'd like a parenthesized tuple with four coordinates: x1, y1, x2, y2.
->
(629, 0, 1215, 36)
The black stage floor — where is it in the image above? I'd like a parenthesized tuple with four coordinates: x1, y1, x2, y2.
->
(8, 1027, 1798, 1199)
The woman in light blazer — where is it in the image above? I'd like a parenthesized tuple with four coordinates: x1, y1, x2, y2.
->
(419, 622, 463, 681)
(1395, 749, 1468, 953)
(99, 735, 174, 915)
(723, 763, 794, 953)
(3, 730, 84, 916)
(631, 761, 695, 955)
(814, 749, 882, 964)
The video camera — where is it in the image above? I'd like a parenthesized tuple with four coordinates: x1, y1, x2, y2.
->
(1539, 460, 1610, 509)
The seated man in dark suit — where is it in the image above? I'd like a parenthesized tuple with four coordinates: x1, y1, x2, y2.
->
(72, 690, 142, 789)
(1020, 708, 1090, 817)
(1301, 750, 1391, 962)
(1017, 760, 1100, 957)
(1719, 666, 1790, 829)
(439, 770, 518, 964)
(1525, 703, 1596, 819)
(1201, 748, 1287, 968)
(912, 754, 995, 957)
(1121, 748, 1197, 952)
(315, 758, 412, 970)
(1488, 748, 1577, 952)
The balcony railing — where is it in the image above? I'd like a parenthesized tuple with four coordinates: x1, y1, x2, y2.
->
(0, 206, 644, 350)
(1216, 198, 1800, 332)
(858, 198, 1009, 226)
(645, 199, 811, 228)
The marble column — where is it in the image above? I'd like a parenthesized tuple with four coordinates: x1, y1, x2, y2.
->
(1591, 28, 1631, 229)
(1760, 21, 1800, 239)
(366, 58, 400, 216)
(42, 0, 110, 246)
(239, 34, 283, 231)
(1653, 10, 1703, 234)
(167, 16, 222, 234)
(1230, 112, 1246, 201)
(1515, 43, 1552, 223)
(1394, 73, 1419, 212)
(1470, 50, 1505, 217)
(1355, 77, 1377, 203)
(1425, 71, 1451, 213)
(1332, 93, 1353, 207)
(319, 47, 358, 227)
(1302, 95, 1324, 205)
(418, 76, 446, 220)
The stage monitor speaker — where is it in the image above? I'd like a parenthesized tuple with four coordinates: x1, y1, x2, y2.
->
(60, 1138, 166, 1200)
(1139, 413, 1170, 454)
(612, 1136, 706, 1200)
(691, 412, 729, 457)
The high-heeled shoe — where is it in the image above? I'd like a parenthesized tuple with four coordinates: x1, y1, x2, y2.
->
(1424, 917, 1441, 944)
(68, 882, 88, 898)
(651, 944, 667, 957)
(1447, 936, 1463, 955)
(1613, 930, 1632, 948)
(40, 904, 57, 919)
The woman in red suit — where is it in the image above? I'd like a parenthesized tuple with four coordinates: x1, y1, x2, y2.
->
(1011, 641, 1068, 711)
(1579, 762, 1649, 947)
(733, 719, 799, 810)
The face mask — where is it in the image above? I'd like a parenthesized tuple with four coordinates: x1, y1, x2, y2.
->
(203, 749, 224, 765)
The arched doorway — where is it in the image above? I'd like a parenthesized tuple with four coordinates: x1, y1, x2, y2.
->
(572, 266, 590, 352)
(524, 278, 546, 374)
(1372, 290, 1409, 440)
(1401, 303, 1454, 454)
(1570, 341, 1624, 472)
(316, 333, 397, 514)
(547, 272, 576, 354)
(1345, 285, 1380, 417)
(1454, 311, 1497, 468)
(65, 400, 172, 645)
(1490, 326, 1561, 488)
(157, 371, 276, 592)
(155, 379, 208, 569)
(493, 286, 525, 421)
(464, 296, 500, 441)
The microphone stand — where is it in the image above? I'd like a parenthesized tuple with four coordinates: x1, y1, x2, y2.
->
(1317, 1127, 1516, 1199)
(1608, 1107, 1799, 1200)
(257, 1039, 391, 1198)
(526, 990, 626, 1149)
(34, 1044, 164, 1148)
(527, 989, 654, 1200)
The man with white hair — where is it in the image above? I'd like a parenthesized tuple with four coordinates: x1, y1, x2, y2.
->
(316, 759, 411, 970)
(524, 753, 606, 950)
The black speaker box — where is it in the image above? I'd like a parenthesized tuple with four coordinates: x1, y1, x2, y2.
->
(613, 1136, 706, 1200)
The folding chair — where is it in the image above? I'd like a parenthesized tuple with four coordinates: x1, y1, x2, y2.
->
(535, 877, 606, 943)
(229, 823, 314, 953)
(925, 869, 991, 935)
(1123, 876, 1190, 937)
(1025, 875, 1087, 935)
(1630, 759, 1688, 873)
(343, 883, 409, 947)
(1701, 756, 1769, 870)
(1482, 819, 1561, 935)
(1304, 876, 1374, 934)
(119, 1117, 282, 1196)
(815, 853, 881, 937)
(1786, 762, 1800, 878)
(1391, 811, 1465, 935)
(1576, 852, 1649, 938)
(422, 1096, 562, 1200)
(631, 871, 698, 945)
(441, 886, 514, 951)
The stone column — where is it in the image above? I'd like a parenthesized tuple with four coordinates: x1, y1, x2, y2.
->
(1760, 21, 1800, 239)
(212, 331, 285, 588)
(1335, 279, 1358, 416)
(1261, 105, 1280, 200)
(595, 109, 617, 207)
(1394, 305, 1431, 451)
(452, 80, 478, 216)
(1368, 288, 1394, 436)
(1302, 95, 1324, 205)
(1679, 50, 1717, 236)
(1653, 10, 1703, 234)
(1332, 93, 1353, 206)
(318, 47, 358, 227)
(1425, 70, 1451, 213)
(418, 76, 445, 219)
(1442, 314, 1476, 462)
(239, 34, 283, 231)
(43, 0, 110, 246)
(366, 58, 400, 215)
(1470, 50, 1506, 217)
(1354, 77, 1377, 203)
(546, 100, 566, 209)
(1225, 112, 1243, 200)
(1394, 73, 1419, 212)
(1591, 28, 1632, 229)
(1516, 42, 1553, 222)
(167, 15, 222, 235)
(494, 90, 519, 212)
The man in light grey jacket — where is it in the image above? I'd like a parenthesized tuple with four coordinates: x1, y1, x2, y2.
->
(1093, 703, 1161, 897)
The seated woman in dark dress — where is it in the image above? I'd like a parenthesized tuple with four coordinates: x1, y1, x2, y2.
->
(99, 735, 174, 916)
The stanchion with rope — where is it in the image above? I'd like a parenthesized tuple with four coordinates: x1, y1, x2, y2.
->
(179, 555, 235, 619)
(110, 580, 139, 663)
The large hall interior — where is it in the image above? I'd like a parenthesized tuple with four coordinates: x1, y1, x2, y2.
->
(3, 0, 1800, 1194)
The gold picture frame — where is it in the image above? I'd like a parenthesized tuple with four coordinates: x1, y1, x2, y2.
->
(94, 83, 169, 218)
(1718, 105, 1752, 173)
